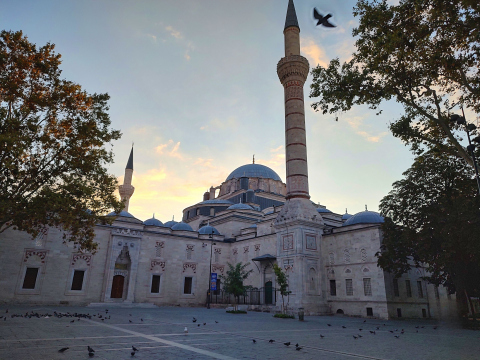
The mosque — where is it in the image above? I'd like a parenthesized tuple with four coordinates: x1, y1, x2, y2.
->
(0, 0, 455, 319)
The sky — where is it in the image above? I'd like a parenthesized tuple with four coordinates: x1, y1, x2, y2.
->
(2, 0, 414, 222)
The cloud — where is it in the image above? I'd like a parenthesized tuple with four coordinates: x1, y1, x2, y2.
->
(155, 140, 184, 159)
(200, 117, 238, 131)
(300, 37, 329, 68)
(165, 25, 183, 39)
(344, 115, 388, 142)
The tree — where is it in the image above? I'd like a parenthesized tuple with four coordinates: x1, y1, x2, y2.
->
(310, 0, 480, 165)
(221, 262, 253, 311)
(377, 150, 480, 315)
(0, 30, 123, 252)
(273, 263, 291, 314)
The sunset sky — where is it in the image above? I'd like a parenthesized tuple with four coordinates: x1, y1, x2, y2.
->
(2, 0, 414, 222)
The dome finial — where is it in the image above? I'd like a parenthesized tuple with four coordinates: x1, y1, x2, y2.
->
(345, 208, 348, 214)
(172, 215, 175, 221)
(365, 205, 368, 211)
(153, 213, 155, 219)
(253, 154, 255, 164)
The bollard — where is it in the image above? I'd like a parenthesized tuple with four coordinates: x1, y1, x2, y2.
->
(298, 307, 304, 321)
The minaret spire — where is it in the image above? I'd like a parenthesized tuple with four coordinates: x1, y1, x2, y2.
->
(284, 0, 299, 31)
(118, 145, 135, 212)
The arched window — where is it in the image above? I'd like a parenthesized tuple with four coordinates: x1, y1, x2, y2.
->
(344, 249, 350, 264)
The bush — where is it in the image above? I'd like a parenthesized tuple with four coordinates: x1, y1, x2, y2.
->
(226, 310, 247, 314)
(273, 313, 295, 319)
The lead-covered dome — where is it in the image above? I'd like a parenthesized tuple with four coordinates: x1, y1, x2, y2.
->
(317, 207, 332, 214)
(226, 164, 282, 181)
(107, 210, 135, 218)
(164, 220, 178, 228)
(343, 211, 384, 226)
(172, 222, 194, 231)
(144, 217, 163, 226)
(227, 203, 253, 211)
(198, 224, 220, 235)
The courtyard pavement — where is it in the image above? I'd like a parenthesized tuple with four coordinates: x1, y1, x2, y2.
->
(0, 305, 477, 360)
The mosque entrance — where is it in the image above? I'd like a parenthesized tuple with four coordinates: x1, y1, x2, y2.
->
(265, 280, 273, 304)
(111, 275, 124, 298)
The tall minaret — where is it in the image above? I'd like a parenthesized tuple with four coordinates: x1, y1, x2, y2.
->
(274, 0, 326, 314)
(118, 146, 135, 212)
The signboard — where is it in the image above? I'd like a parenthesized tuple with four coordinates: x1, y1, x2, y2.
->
(210, 273, 217, 291)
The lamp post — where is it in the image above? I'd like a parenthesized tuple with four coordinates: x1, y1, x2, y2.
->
(450, 111, 480, 196)
(207, 231, 216, 309)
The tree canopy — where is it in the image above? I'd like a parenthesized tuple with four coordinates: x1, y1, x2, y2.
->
(221, 262, 253, 310)
(0, 30, 123, 251)
(378, 150, 480, 314)
(310, 0, 480, 165)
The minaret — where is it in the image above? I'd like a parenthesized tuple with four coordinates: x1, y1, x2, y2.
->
(277, 0, 311, 201)
(118, 146, 135, 212)
(274, 0, 326, 315)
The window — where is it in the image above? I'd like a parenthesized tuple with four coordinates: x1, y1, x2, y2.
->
(397, 308, 402, 317)
(406, 280, 412, 297)
(151, 275, 161, 294)
(366, 307, 373, 316)
(71, 270, 85, 291)
(214, 251, 219, 263)
(344, 249, 350, 263)
(422, 309, 427, 318)
(417, 281, 424, 298)
(184, 277, 193, 294)
(329, 252, 335, 265)
(434, 286, 440, 299)
(361, 249, 367, 262)
(330, 280, 336, 296)
(363, 278, 372, 296)
(210, 207, 215, 216)
(155, 243, 163, 257)
(214, 279, 221, 295)
(393, 279, 399, 297)
(345, 279, 353, 296)
(22, 267, 39, 289)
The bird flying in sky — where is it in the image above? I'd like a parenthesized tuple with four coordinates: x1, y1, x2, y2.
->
(313, 8, 336, 28)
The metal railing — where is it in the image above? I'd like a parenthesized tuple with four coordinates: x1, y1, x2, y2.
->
(209, 287, 277, 306)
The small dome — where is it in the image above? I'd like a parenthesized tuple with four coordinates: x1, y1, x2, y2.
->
(200, 199, 233, 205)
(144, 217, 163, 226)
(226, 164, 282, 182)
(317, 207, 332, 214)
(342, 212, 353, 221)
(343, 211, 384, 226)
(227, 203, 253, 210)
(164, 220, 178, 228)
(172, 222, 194, 231)
(107, 210, 135, 218)
(198, 225, 220, 235)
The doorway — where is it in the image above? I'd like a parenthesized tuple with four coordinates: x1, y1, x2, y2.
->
(111, 275, 125, 298)
(265, 280, 273, 304)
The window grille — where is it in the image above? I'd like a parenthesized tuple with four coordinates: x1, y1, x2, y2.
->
(393, 279, 399, 297)
(406, 280, 412, 297)
(344, 249, 350, 263)
(363, 278, 372, 296)
(417, 281, 424, 298)
(329, 252, 335, 265)
(361, 249, 367, 262)
(345, 279, 353, 296)
(330, 280, 336, 296)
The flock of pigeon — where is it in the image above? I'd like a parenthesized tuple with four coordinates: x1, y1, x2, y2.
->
(3, 308, 142, 357)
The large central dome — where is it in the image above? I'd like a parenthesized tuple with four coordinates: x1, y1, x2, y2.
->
(226, 164, 282, 182)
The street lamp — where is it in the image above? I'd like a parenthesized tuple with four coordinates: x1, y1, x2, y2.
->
(207, 231, 216, 309)
(450, 111, 480, 196)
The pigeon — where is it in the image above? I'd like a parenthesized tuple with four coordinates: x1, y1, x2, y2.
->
(141, 318, 143, 322)
(58, 347, 69, 353)
(369, 331, 376, 335)
(394, 335, 400, 339)
(320, 334, 325, 338)
(184, 327, 188, 334)
(5, 309, 8, 313)
(295, 343, 299, 347)
(357, 334, 363, 338)
(389, 330, 394, 333)
(284, 342, 291, 346)
(197, 324, 200, 327)
(433, 326, 438, 330)
(296, 346, 302, 351)
(215, 321, 218, 323)
(415, 326, 419, 329)
(363, 320, 366, 323)
(131, 352, 135, 356)
(252, 339, 256, 343)
(193, 318, 197, 323)
(359, 328, 363, 331)
(327, 324, 331, 326)
(313, 8, 336, 28)
(342, 326, 347, 329)
(129, 320, 132, 323)
(88, 346, 95, 353)
(203, 323, 206, 326)
(269, 339, 275, 343)
(353, 335, 358, 339)
(132, 346, 138, 352)
(401, 330, 405, 334)
(89, 352, 95, 357)
(70, 320, 75, 323)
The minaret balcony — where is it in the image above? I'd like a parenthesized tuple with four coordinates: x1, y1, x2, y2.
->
(277, 55, 309, 84)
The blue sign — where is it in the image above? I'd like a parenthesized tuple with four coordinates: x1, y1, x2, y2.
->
(210, 273, 217, 291)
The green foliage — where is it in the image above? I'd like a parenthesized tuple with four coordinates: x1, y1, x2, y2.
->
(309, 0, 479, 165)
(378, 150, 480, 314)
(220, 262, 253, 311)
(0, 30, 123, 251)
(273, 263, 291, 313)
(273, 313, 294, 319)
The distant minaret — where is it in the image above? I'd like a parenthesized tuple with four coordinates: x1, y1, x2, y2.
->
(277, 0, 311, 200)
(118, 146, 135, 212)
